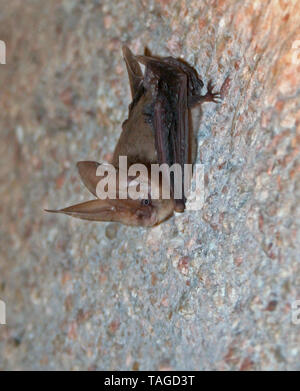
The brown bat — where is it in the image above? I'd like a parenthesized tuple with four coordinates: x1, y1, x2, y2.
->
(46, 46, 220, 226)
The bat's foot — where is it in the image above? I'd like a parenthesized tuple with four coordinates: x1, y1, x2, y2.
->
(202, 80, 222, 103)
(189, 80, 222, 107)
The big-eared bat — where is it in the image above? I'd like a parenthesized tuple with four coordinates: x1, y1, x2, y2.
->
(46, 46, 220, 226)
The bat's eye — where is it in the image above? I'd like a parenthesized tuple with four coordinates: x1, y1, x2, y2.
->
(141, 199, 151, 206)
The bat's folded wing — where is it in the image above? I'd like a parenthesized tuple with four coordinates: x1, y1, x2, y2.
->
(137, 54, 190, 212)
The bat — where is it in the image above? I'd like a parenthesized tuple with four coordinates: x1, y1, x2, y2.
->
(46, 46, 220, 226)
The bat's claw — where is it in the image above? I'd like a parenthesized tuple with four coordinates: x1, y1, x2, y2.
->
(206, 80, 222, 103)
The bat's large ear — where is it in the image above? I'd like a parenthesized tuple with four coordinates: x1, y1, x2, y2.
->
(45, 198, 157, 226)
(77, 161, 100, 197)
(45, 200, 118, 222)
(122, 45, 143, 98)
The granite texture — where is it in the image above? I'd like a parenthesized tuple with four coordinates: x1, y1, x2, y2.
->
(0, 0, 299, 370)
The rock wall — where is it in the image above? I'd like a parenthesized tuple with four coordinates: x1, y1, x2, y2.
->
(0, 0, 299, 370)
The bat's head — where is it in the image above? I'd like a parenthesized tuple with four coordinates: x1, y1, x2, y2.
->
(45, 161, 176, 227)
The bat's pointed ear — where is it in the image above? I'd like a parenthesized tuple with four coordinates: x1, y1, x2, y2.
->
(122, 45, 143, 98)
(77, 161, 100, 197)
(45, 198, 156, 226)
(45, 199, 116, 222)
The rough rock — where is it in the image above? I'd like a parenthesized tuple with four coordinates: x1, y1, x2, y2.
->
(0, 0, 299, 370)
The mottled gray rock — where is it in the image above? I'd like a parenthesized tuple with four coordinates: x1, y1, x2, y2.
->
(0, 0, 299, 370)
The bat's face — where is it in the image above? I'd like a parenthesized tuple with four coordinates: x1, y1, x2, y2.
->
(112, 171, 176, 226)
(46, 161, 175, 227)
(61, 197, 174, 227)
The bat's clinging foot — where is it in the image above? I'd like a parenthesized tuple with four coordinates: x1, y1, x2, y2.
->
(201, 80, 222, 103)
(189, 80, 221, 107)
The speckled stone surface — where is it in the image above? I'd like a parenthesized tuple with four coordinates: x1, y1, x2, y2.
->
(0, 0, 299, 370)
